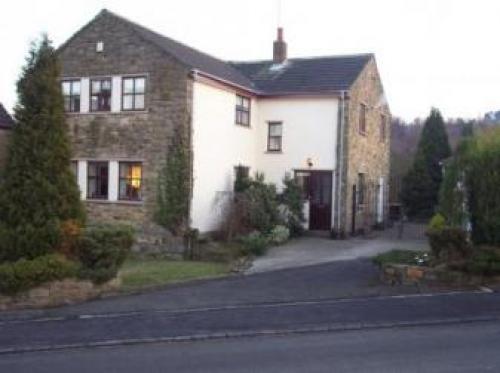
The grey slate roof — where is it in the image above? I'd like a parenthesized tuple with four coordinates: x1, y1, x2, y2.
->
(230, 54, 373, 95)
(76, 10, 373, 95)
(0, 103, 13, 129)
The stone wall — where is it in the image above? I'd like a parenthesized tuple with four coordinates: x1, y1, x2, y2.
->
(337, 58, 391, 236)
(0, 129, 10, 170)
(59, 12, 193, 253)
(0, 278, 120, 311)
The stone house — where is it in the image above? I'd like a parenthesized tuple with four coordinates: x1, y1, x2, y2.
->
(58, 9, 390, 251)
(0, 103, 13, 169)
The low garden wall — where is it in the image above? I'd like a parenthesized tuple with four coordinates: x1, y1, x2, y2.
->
(381, 263, 471, 286)
(0, 278, 120, 311)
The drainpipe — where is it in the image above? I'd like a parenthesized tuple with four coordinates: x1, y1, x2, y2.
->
(336, 91, 347, 233)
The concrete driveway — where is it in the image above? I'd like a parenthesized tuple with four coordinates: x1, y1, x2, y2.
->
(248, 225, 428, 273)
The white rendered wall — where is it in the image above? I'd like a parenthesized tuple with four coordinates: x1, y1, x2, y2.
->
(190, 81, 339, 233)
(255, 97, 339, 189)
(190, 82, 258, 232)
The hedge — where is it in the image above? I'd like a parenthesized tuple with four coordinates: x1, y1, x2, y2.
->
(0, 254, 78, 295)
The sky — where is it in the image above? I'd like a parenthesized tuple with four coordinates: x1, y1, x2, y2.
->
(0, 0, 499, 121)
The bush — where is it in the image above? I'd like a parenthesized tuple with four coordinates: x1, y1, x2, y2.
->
(0, 254, 78, 295)
(76, 225, 134, 284)
(427, 227, 470, 262)
(242, 173, 282, 233)
(269, 225, 290, 245)
(280, 176, 305, 236)
(240, 231, 269, 256)
(464, 129, 500, 246)
(466, 247, 500, 276)
(428, 213, 446, 230)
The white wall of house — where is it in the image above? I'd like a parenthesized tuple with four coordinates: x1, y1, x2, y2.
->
(190, 81, 258, 232)
(256, 97, 339, 189)
(190, 80, 340, 233)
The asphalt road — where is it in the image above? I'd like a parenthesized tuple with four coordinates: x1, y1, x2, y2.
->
(1, 320, 500, 372)
(0, 258, 499, 371)
(1, 291, 499, 353)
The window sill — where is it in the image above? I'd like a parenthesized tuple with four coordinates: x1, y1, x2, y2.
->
(265, 150, 283, 154)
(85, 199, 143, 206)
(235, 123, 251, 128)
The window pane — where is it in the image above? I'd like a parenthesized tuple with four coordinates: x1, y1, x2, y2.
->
(242, 97, 250, 109)
(123, 95, 133, 110)
(62, 82, 71, 95)
(135, 78, 145, 94)
(71, 97, 80, 112)
(270, 123, 282, 136)
(135, 94, 145, 110)
(64, 97, 71, 112)
(241, 112, 249, 125)
(269, 137, 281, 151)
(91, 96, 98, 111)
(102, 79, 111, 91)
(91, 81, 101, 94)
(119, 162, 142, 200)
(88, 163, 96, 177)
(119, 163, 129, 178)
(123, 78, 134, 94)
(72, 81, 81, 95)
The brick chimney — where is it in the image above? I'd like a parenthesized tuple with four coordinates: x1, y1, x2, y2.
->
(273, 27, 287, 64)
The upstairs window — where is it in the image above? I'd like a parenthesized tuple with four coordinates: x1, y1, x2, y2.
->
(122, 77, 146, 111)
(267, 122, 283, 152)
(119, 162, 143, 201)
(380, 114, 387, 142)
(235, 94, 250, 126)
(359, 103, 367, 135)
(62, 80, 81, 113)
(90, 78, 112, 112)
(87, 161, 109, 200)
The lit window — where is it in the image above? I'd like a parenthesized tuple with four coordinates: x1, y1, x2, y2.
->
(235, 94, 250, 126)
(87, 162, 109, 199)
(90, 78, 112, 112)
(122, 77, 146, 111)
(62, 80, 81, 113)
(119, 162, 142, 201)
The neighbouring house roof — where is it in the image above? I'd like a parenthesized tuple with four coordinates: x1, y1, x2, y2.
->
(65, 9, 373, 96)
(0, 103, 13, 129)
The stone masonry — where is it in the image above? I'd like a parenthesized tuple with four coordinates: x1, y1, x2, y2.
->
(336, 57, 391, 236)
(59, 12, 192, 254)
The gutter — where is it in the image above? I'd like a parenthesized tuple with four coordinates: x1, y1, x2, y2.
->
(191, 69, 344, 99)
(190, 69, 260, 96)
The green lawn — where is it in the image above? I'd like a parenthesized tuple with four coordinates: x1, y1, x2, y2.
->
(119, 259, 230, 291)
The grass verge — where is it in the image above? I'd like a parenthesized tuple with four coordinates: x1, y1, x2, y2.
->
(119, 259, 230, 291)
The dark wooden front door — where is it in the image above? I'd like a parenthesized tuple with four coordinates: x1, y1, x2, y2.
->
(309, 171, 332, 230)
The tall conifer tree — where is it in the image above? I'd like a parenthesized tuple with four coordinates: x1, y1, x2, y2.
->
(0, 35, 84, 261)
(401, 108, 451, 218)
